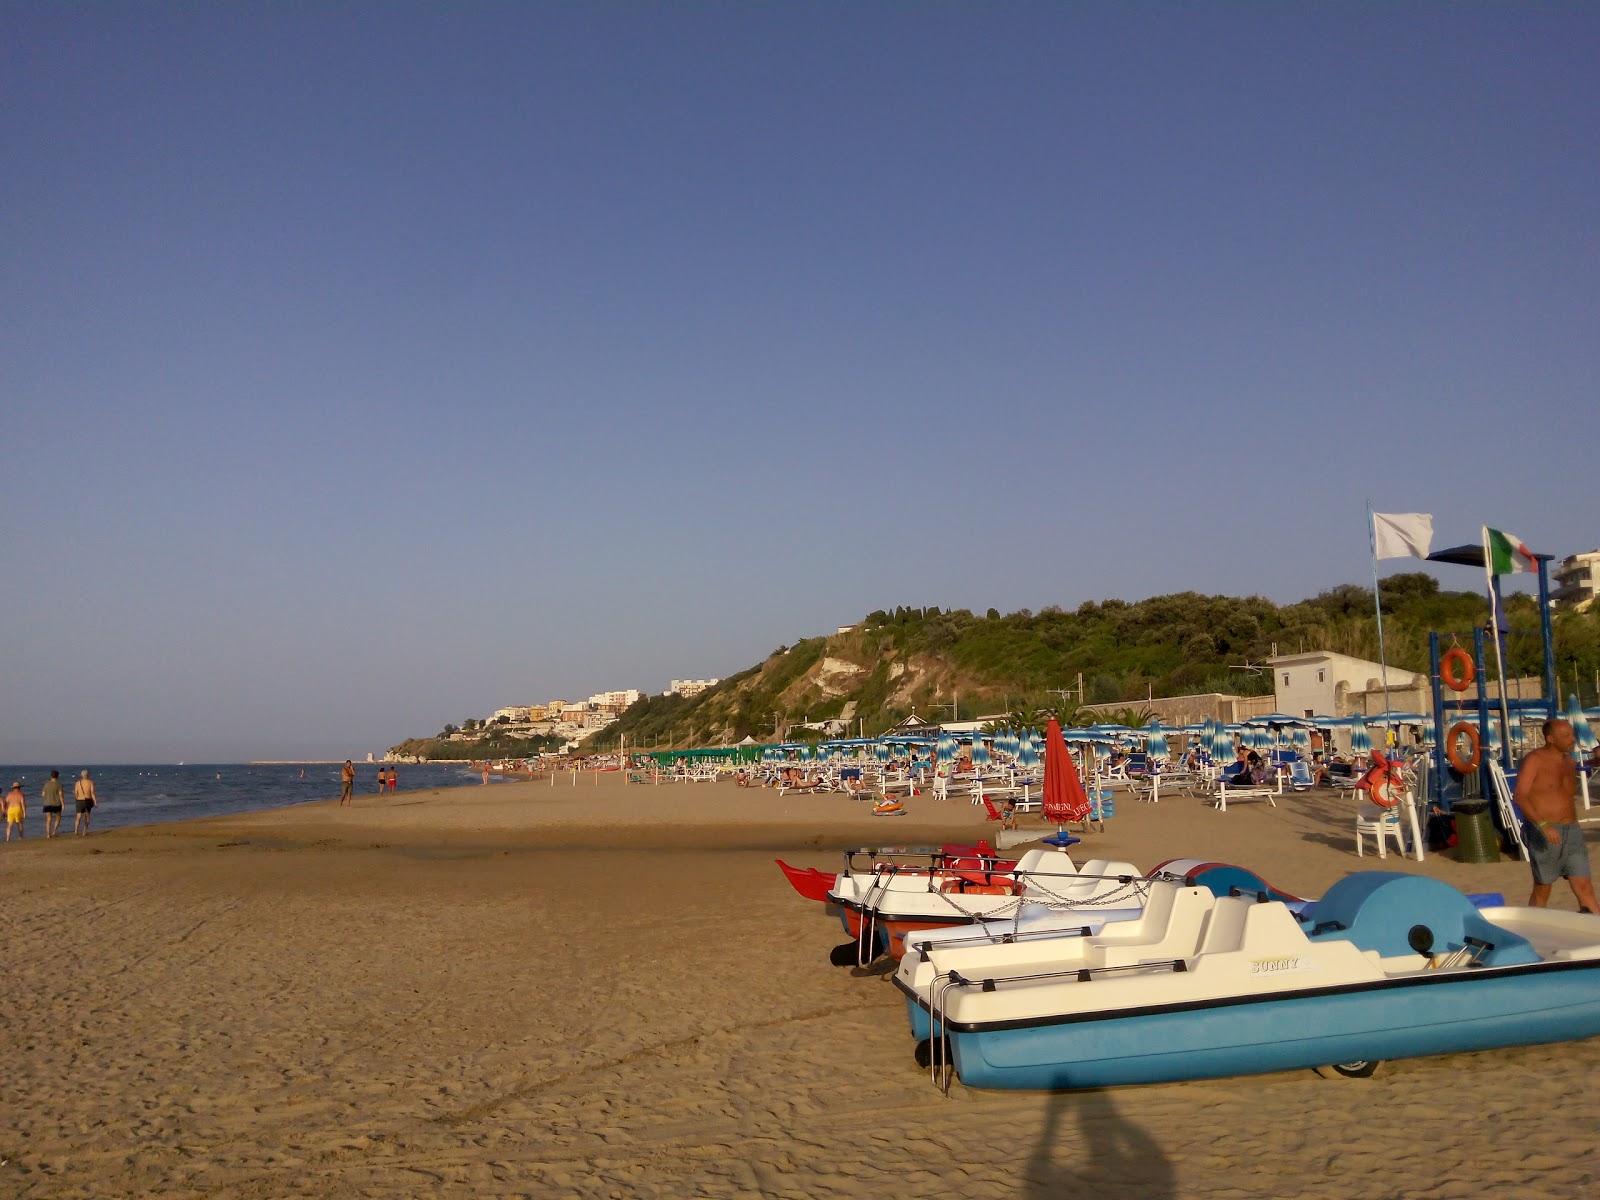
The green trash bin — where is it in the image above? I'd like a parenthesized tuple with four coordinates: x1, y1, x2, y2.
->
(1452, 799, 1501, 864)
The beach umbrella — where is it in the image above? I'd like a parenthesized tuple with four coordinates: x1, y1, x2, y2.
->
(875, 739, 891, 764)
(972, 734, 991, 769)
(1292, 726, 1311, 757)
(1041, 717, 1093, 826)
(1144, 720, 1170, 763)
(1350, 716, 1372, 758)
(1566, 695, 1598, 757)
(1017, 730, 1038, 770)
(936, 730, 957, 772)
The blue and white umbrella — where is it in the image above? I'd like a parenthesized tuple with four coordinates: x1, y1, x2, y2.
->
(1017, 730, 1039, 770)
(936, 729, 957, 771)
(972, 734, 991, 769)
(875, 739, 891, 764)
(1567, 695, 1598, 757)
(1144, 720, 1170, 763)
(1350, 715, 1372, 758)
(1292, 725, 1311, 758)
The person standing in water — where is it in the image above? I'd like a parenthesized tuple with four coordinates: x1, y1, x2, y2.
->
(73, 770, 96, 836)
(40, 770, 65, 838)
(5, 781, 26, 841)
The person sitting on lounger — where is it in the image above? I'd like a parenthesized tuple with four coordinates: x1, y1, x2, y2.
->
(1230, 752, 1264, 787)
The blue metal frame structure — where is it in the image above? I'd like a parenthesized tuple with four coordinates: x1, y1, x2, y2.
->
(1424, 547, 1558, 806)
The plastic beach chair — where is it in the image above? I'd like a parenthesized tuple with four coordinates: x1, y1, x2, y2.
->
(1355, 803, 1405, 858)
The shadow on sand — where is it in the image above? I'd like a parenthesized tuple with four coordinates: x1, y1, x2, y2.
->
(1021, 1089, 1174, 1200)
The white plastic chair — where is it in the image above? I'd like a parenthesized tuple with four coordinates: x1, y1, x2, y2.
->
(1355, 803, 1405, 859)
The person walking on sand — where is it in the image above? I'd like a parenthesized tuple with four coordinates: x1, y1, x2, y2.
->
(72, 770, 97, 836)
(376, 766, 388, 794)
(1515, 718, 1598, 913)
(340, 760, 355, 807)
(40, 770, 65, 838)
(481, 763, 490, 785)
(387, 766, 397, 793)
(5, 781, 26, 841)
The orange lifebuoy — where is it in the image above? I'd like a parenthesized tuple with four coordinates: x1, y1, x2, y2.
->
(1445, 721, 1482, 774)
(1363, 764, 1401, 812)
(1367, 763, 1405, 808)
(1440, 647, 1476, 693)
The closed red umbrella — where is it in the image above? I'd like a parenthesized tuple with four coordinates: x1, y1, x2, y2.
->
(1042, 717, 1092, 825)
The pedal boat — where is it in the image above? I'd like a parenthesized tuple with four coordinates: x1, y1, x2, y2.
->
(776, 842, 1018, 906)
(829, 847, 1147, 963)
(895, 871, 1600, 1090)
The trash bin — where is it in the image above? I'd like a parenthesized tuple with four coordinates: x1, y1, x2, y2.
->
(1451, 798, 1501, 864)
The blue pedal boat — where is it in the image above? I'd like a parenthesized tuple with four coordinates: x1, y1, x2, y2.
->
(895, 872, 1600, 1090)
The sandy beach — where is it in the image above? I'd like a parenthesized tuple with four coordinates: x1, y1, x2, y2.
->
(2, 773, 1595, 1199)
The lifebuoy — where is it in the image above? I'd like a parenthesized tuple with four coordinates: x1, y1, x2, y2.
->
(1440, 647, 1476, 693)
(1366, 763, 1404, 808)
(1445, 721, 1482, 774)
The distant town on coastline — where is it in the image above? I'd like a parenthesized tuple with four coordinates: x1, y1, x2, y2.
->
(387, 566, 1600, 763)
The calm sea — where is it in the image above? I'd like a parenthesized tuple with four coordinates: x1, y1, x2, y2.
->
(0, 762, 501, 833)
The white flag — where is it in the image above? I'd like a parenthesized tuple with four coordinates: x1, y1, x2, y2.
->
(1372, 512, 1434, 560)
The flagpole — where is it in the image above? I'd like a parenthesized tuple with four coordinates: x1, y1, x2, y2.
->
(1367, 502, 1396, 731)
(1481, 525, 1514, 769)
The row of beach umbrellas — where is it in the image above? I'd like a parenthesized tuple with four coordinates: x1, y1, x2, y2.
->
(755, 701, 1597, 770)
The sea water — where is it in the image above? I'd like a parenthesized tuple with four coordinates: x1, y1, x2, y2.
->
(0, 762, 500, 833)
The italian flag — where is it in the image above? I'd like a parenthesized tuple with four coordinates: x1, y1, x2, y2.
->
(1483, 526, 1538, 575)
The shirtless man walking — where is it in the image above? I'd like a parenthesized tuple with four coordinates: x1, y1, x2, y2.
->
(1515, 718, 1598, 912)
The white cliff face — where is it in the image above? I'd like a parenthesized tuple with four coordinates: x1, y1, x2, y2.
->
(815, 657, 866, 698)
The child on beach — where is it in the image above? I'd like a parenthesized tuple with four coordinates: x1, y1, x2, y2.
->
(5, 781, 25, 840)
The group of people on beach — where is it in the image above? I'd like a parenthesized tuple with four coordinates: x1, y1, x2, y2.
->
(337, 760, 400, 807)
(5, 769, 98, 841)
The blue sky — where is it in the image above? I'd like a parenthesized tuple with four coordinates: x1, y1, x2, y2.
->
(4, 4, 1595, 762)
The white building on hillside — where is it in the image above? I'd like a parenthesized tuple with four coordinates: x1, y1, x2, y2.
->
(671, 678, 719, 698)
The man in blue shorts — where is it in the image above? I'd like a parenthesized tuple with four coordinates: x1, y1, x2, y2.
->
(1515, 718, 1597, 913)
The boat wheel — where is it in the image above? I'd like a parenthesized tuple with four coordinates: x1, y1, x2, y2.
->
(913, 1037, 950, 1070)
(1314, 1060, 1383, 1079)
(829, 942, 860, 967)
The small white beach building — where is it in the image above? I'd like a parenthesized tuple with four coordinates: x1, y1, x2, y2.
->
(1267, 652, 1425, 719)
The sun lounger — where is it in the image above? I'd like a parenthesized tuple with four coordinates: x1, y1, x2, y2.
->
(1212, 773, 1283, 812)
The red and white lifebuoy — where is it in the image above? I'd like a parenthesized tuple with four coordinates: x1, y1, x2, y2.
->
(1440, 647, 1476, 693)
(1357, 755, 1405, 808)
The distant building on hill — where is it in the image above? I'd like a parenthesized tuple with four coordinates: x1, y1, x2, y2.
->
(671, 678, 719, 698)
(1553, 549, 1600, 612)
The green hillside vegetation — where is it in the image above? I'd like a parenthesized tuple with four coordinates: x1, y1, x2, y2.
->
(583, 574, 1600, 751)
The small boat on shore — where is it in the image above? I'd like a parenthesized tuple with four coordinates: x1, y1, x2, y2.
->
(829, 846, 1146, 964)
(775, 843, 1019, 907)
(897, 871, 1600, 1091)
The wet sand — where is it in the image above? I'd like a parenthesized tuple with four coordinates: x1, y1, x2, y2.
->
(1, 773, 1594, 1198)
